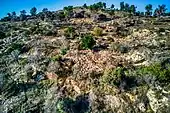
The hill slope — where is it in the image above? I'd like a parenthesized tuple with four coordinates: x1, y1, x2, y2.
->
(1, 8, 170, 113)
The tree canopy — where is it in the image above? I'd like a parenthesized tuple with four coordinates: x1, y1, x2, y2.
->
(145, 4, 153, 16)
(0, 2, 170, 22)
(30, 7, 37, 16)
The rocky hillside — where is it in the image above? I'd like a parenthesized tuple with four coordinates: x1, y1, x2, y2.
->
(0, 7, 170, 113)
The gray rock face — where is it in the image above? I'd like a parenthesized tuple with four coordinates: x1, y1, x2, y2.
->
(147, 87, 170, 113)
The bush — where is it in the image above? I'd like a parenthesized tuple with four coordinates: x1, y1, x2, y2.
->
(101, 67, 137, 90)
(34, 27, 44, 35)
(116, 26, 130, 37)
(80, 34, 96, 49)
(88, 2, 106, 11)
(137, 63, 170, 83)
(22, 30, 31, 36)
(60, 48, 68, 55)
(5, 32, 11, 37)
(102, 67, 124, 87)
(64, 26, 75, 38)
(101, 62, 170, 91)
(43, 30, 55, 36)
(19, 58, 28, 65)
(50, 55, 62, 62)
(58, 11, 66, 20)
(0, 31, 6, 39)
(29, 25, 38, 34)
(92, 27, 103, 36)
(108, 10, 115, 16)
(56, 95, 89, 113)
(29, 23, 56, 36)
(56, 98, 74, 113)
(119, 45, 129, 53)
(6, 42, 24, 54)
(158, 28, 166, 33)
(166, 36, 170, 47)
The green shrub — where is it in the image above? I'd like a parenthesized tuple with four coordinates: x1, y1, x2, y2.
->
(29, 25, 43, 35)
(6, 42, 24, 54)
(56, 96, 89, 113)
(5, 32, 11, 37)
(63, 6, 73, 17)
(22, 30, 31, 36)
(58, 11, 66, 20)
(110, 42, 120, 51)
(0, 31, 6, 39)
(101, 67, 124, 87)
(101, 67, 138, 90)
(29, 24, 56, 36)
(19, 58, 28, 65)
(137, 63, 170, 82)
(80, 34, 96, 49)
(119, 45, 129, 53)
(43, 30, 55, 36)
(101, 62, 170, 89)
(29, 25, 37, 33)
(92, 27, 103, 36)
(56, 98, 74, 113)
(159, 28, 166, 32)
(50, 55, 62, 62)
(60, 48, 68, 55)
(108, 10, 115, 16)
(166, 36, 170, 47)
(64, 26, 75, 38)
(116, 26, 130, 37)
(34, 27, 44, 35)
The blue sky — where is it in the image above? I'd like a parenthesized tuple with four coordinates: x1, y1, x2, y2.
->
(0, 0, 170, 18)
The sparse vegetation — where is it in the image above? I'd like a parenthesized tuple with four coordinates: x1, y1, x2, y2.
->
(101, 62, 170, 91)
(80, 34, 96, 49)
(6, 42, 24, 54)
(92, 27, 103, 36)
(0, 31, 6, 39)
(1, 1, 170, 113)
(101, 67, 137, 91)
(60, 48, 68, 55)
(58, 11, 66, 20)
(19, 58, 28, 65)
(56, 95, 89, 113)
(63, 6, 73, 19)
(51, 55, 62, 62)
(101, 67, 125, 87)
(137, 63, 170, 82)
(159, 28, 166, 32)
(64, 26, 75, 38)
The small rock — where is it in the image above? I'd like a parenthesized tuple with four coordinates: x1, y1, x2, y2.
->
(138, 103, 146, 112)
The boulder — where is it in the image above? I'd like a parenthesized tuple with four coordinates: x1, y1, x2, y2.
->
(93, 14, 107, 21)
(147, 87, 170, 113)
(73, 11, 85, 18)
